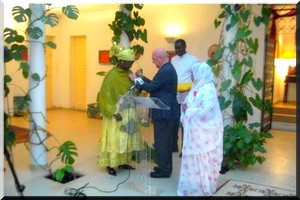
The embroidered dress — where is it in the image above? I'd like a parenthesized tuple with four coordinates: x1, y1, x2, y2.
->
(177, 62, 223, 196)
(97, 66, 144, 168)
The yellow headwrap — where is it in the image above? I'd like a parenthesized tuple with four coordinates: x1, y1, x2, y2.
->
(109, 45, 135, 61)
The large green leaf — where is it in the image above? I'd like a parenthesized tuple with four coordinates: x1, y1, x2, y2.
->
(58, 140, 78, 165)
(125, 4, 133, 11)
(236, 27, 252, 41)
(20, 62, 30, 79)
(64, 165, 74, 173)
(231, 61, 242, 81)
(218, 96, 231, 111)
(26, 26, 44, 40)
(249, 122, 261, 129)
(260, 131, 273, 139)
(4, 75, 12, 97)
(10, 44, 27, 61)
(42, 13, 59, 27)
(4, 28, 25, 44)
(12, 6, 32, 22)
(134, 4, 143, 9)
(31, 73, 41, 81)
(214, 19, 221, 28)
(264, 99, 273, 114)
(240, 9, 250, 22)
(251, 78, 262, 90)
(246, 38, 259, 54)
(4, 75, 12, 84)
(213, 46, 224, 60)
(62, 5, 79, 20)
(96, 71, 107, 76)
(53, 168, 65, 182)
(240, 69, 253, 87)
(245, 98, 253, 115)
(249, 93, 263, 110)
(243, 56, 253, 68)
(4, 113, 16, 147)
(254, 16, 264, 27)
(221, 79, 232, 92)
(46, 41, 57, 49)
(232, 92, 247, 122)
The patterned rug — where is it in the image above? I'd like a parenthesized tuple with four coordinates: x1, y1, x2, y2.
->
(215, 179, 295, 196)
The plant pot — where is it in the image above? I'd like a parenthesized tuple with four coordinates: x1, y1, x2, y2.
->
(45, 172, 83, 184)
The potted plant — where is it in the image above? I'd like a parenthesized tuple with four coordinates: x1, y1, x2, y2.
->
(207, 4, 273, 171)
(46, 140, 80, 183)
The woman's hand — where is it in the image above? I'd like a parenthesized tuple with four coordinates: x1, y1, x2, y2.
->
(129, 73, 137, 81)
(113, 113, 123, 121)
(182, 103, 187, 112)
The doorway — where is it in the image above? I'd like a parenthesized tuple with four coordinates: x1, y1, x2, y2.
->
(264, 5, 296, 131)
(70, 36, 87, 110)
(45, 36, 54, 109)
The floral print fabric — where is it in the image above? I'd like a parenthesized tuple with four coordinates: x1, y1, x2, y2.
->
(177, 62, 223, 196)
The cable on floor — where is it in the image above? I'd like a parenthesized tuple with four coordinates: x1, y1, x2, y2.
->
(64, 165, 132, 197)
(64, 90, 143, 197)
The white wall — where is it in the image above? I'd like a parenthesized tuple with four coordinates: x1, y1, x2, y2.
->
(4, 4, 267, 125)
(46, 4, 223, 108)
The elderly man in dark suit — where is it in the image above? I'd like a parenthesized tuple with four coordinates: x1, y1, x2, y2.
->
(129, 48, 179, 178)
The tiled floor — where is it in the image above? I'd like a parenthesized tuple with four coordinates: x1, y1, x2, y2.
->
(3, 109, 296, 196)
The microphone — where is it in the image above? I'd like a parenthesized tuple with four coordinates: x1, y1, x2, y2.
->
(130, 84, 136, 90)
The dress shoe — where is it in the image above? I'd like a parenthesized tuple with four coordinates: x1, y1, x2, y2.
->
(150, 171, 170, 178)
(179, 152, 182, 158)
(118, 164, 135, 170)
(106, 166, 116, 176)
(153, 166, 160, 172)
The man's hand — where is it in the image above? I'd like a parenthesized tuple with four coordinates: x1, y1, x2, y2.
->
(113, 113, 123, 121)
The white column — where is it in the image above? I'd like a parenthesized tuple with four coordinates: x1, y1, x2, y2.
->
(222, 5, 238, 127)
(120, 4, 130, 47)
(29, 4, 47, 167)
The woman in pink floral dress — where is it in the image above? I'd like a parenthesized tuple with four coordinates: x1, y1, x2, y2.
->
(177, 62, 223, 196)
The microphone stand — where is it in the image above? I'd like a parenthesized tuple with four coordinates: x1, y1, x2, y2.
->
(4, 145, 25, 198)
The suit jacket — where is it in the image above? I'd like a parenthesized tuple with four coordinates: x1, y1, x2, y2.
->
(139, 62, 178, 119)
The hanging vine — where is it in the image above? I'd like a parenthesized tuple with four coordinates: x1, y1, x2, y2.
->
(4, 4, 79, 183)
(208, 4, 273, 170)
(108, 4, 148, 64)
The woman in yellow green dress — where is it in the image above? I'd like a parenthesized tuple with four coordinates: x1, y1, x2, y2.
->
(97, 46, 144, 176)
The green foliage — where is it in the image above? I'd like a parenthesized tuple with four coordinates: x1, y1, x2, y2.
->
(108, 4, 148, 65)
(52, 141, 78, 182)
(4, 113, 16, 147)
(209, 4, 273, 169)
(53, 165, 74, 183)
(12, 6, 32, 22)
(62, 5, 79, 20)
(4, 4, 79, 183)
(96, 71, 107, 76)
(57, 141, 78, 165)
(223, 123, 272, 169)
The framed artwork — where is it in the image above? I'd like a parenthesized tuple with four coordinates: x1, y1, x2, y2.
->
(98, 50, 110, 64)
(167, 51, 176, 60)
